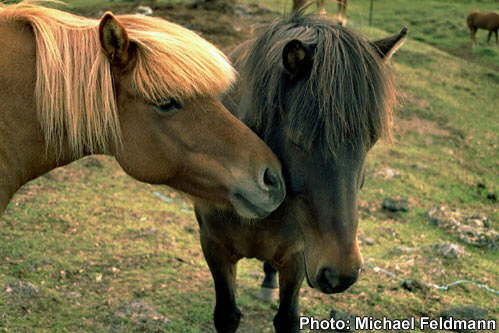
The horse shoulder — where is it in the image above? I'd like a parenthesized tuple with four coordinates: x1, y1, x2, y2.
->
(466, 12, 476, 27)
(490, 12, 499, 29)
(0, 20, 45, 209)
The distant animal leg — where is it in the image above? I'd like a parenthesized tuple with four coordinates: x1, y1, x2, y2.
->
(337, 0, 348, 24)
(201, 236, 241, 333)
(259, 262, 278, 302)
(273, 254, 305, 333)
(317, 0, 326, 15)
(495, 30, 498, 45)
(487, 30, 492, 44)
(470, 27, 477, 45)
(292, 0, 307, 12)
(338, 0, 347, 15)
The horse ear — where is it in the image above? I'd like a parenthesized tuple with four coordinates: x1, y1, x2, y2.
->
(371, 27, 408, 61)
(282, 39, 313, 78)
(99, 12, 130, 67)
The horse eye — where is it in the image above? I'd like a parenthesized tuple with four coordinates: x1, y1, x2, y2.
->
(156, 98, 182, 113)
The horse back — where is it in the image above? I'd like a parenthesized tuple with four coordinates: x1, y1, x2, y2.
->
(467, 11, 499, 30)
(484, 12, 499, 30)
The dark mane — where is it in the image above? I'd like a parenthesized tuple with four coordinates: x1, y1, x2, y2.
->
(239, 12, 395, 156)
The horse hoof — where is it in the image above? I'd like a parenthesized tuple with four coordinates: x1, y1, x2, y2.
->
(259, 287, 278, 303)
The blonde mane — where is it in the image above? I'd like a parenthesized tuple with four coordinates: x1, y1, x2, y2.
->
(0, 0, 235, 157)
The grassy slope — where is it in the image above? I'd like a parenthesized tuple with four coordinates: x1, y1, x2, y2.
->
(348, 0, 499, 69)
(0, 0, 497, 332)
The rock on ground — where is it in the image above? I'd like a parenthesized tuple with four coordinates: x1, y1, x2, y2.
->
(375, 168, 401, 179)
(439, 306, 489, 333)
(401, 279, 429, 293)
(391, 242, 466, 259)
(428, 206, 497, 250)
(431, 243, 466, 259)
(329, 309, 357, 332)
(382, 197, 409, 212)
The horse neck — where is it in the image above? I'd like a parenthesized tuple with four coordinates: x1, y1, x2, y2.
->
(225, 42, 257, 122)
(0, 21, 78, 216)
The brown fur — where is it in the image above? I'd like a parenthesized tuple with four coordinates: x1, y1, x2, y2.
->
(467, 10, 499, 44)
(196, 13, 405, 333)
(0, 1, 285, 219)
(0, 0, 235, 157)
(237, 14, 395, 157)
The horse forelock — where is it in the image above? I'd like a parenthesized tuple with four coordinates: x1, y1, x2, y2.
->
(0, 1, 235, 158)
(241, 13, 396, 157)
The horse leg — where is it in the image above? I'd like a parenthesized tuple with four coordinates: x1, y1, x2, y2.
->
(259, 262, 278, 302)
(273, 254, 305, 333)
(470, 27, 477, 45)
(0, 187, 13, 216)
(495, 29, 498, 45)
(0, 193, 8, 216)
(200, 236, 241, 333)
(487, 30, 492, 44)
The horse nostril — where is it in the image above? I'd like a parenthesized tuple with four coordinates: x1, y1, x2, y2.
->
(261, 167, 281, 190)
(317, 268, 358, 294)
(317, 268, 340, 293)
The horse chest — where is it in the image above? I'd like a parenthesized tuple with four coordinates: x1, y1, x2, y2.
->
(209, 218, 302, 263)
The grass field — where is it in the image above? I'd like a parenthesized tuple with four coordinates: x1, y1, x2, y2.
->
(0, 0, 497, 332)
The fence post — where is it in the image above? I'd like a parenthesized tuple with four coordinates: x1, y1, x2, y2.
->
(369, 0, 374, 26)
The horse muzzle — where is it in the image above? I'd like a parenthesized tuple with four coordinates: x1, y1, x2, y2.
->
(315, 267, 358, 294)
(229, 166, 286, 219)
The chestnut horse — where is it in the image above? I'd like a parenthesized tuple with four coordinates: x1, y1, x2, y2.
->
(467, 11, 499, 44)
(195, 13, 406, 332)
(0, 1, 285, 219)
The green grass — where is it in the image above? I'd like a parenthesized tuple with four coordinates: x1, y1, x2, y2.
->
(0, 0, 497, 332)
(258, 0, 499, 69)
(337, 0, 499, 70)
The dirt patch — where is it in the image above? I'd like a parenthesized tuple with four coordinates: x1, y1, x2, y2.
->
(399, 91, 432, 111)
(4, 280, 56, 312)
(155, 3, 278, 51)
(5, 280, 40, 298)
(108, 299, 170, 332)
(76, 2, 278, 52)
(395, 116, 451, 137)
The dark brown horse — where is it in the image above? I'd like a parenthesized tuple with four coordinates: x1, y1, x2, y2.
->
(195, 12, 406, 333)
(0, 1, 285, 218)
(467, 11, 499, 44)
